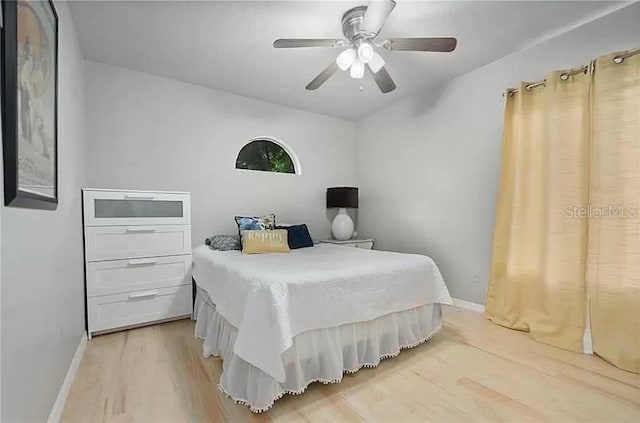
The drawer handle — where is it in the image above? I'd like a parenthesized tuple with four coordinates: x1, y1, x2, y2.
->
(124, 194, 156, 200)
(126, 227, 157, 233)
(129, 290, 159, 300)
(127, 259, 158, 266)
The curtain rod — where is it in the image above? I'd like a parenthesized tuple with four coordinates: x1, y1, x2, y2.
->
(505, 65, 588, 96)
(503, 47, 640, 97)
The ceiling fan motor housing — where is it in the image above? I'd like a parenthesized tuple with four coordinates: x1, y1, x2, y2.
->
(341, 6, 369, 43)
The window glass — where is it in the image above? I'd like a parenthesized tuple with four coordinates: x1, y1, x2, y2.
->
(236, 140, 296, 174)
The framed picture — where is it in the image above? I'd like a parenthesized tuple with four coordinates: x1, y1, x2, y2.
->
(1, 0, 58, 209)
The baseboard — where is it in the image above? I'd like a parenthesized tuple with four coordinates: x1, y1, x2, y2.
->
(582, 326, 594, 355)
(47, 332, 87, 423)
(451, 297, 485, 313)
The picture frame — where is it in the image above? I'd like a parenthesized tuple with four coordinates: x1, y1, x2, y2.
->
(1, 0, 59, 210)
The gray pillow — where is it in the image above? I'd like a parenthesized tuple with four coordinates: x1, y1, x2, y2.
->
(206, 235, 241, 251)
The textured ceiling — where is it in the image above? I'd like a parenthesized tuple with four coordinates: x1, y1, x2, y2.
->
(70, 1, 624, 121)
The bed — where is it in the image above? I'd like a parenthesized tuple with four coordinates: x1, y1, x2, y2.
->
(192, 243, 452, 412)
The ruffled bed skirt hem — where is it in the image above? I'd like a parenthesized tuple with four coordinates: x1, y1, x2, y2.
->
(193, 287, 443, 413)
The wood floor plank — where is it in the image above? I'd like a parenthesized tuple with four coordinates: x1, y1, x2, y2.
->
(61, 307, 640, 422)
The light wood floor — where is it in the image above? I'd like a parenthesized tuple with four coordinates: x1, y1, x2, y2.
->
(62, 307, 640, 422)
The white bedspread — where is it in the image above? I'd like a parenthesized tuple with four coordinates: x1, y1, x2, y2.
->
(192, 243, 451, 383)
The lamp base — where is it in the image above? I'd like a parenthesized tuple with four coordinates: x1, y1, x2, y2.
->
(331, 208, 354, 241)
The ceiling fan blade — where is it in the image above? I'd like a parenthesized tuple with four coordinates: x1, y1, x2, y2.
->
(361, 0, 396, 37)
(306, 62, 339, 90)
(369, 65, 396, 93)
(273, 39, 346, 48)
(383, 37, 457, 52)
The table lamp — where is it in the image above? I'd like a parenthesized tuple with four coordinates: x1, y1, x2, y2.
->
(326, 187, 358, 241)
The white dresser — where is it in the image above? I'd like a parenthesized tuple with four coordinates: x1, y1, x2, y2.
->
(82, 189, 193, 339)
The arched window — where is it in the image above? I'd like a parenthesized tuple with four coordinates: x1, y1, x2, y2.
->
(235, 138, 299, 174)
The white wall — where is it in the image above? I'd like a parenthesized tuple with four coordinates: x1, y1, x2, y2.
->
(1, 2, 86, 421)
(356, 3, 640, 304)
(84, 61, 357, 245)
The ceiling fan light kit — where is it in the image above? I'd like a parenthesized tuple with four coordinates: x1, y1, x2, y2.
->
(368, 52, 385, 74)
(273, 0, 457, 93)
(350, 59, 365, 79)
(357, 42, 375, 63)
(337, 48, 356, 71)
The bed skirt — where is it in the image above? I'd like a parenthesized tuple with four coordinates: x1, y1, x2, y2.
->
(193, 287, 443, 413)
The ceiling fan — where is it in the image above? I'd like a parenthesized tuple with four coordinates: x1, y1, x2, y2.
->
(273, 0, 457, 93)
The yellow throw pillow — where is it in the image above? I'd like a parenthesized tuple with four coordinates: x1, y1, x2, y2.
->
(241, 230, 290, 254)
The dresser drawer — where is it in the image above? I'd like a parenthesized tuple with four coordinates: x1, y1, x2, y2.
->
(83, 190, 190, 227)
(87, 255, 192, 297)
(88, 285, 192, 334)
(85, 225, 191, 261)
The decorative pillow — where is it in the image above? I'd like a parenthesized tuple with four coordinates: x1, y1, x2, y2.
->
(206, 235, 241, 251)
(276, 224, 314, 249)
(234, 214, 276, 246)
(241, 230, 290, 254)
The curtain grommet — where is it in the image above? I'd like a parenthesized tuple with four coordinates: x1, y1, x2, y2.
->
(613, 56, 624, 64)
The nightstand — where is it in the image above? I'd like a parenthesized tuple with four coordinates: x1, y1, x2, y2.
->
(321, 238, 374, 250)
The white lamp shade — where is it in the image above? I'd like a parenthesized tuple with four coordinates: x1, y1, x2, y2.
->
(350, 58, 365, 79)
(357, 42, 374, 63)
(368, 51, 385, 73)
(336, 48, 356, 71)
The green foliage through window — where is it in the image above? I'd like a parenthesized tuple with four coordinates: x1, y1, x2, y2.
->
(236, 140, 296, 174)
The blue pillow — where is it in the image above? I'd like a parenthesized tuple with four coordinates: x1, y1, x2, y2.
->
(276, 224, 314, 249)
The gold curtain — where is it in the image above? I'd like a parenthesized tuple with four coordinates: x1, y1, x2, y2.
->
(485, 70, 591, 352)
(588, 49, 640, 372)
(487, 47, 640, 372)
